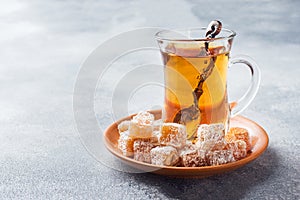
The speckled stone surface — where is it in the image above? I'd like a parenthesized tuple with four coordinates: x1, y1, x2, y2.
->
(1, 0, 299, 199)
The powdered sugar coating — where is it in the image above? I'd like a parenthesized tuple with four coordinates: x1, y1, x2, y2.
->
(181, 149, 207, 167)
(206, 150, 235, 166)
(197, 123, 225, 141)
(159, 123, 187, 149)
(128, 111, 155, 138)
(225, 140, 247, 160)
(196, 123, 227, 151)
(133, 138, 158, 163)
(178, 140, 196, 157)
(150, 146, 179, 166)
(226, 127, 251, 152)
(129, 121, 153, 138)
(132, 111, 155, 125)
(117, 131, 134, 157)
(117, 120, 130, 132)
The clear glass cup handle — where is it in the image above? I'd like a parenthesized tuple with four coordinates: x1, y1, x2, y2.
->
(229, 55, 261, 117)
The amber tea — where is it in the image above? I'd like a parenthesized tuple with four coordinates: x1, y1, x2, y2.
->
(162, 46, 230, 138)
(156, 27, 260, 139)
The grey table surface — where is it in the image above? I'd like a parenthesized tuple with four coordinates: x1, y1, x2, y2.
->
(1, 0, 299, 199)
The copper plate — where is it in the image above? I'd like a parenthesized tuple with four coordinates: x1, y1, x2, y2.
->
(104, 110, 268, 178)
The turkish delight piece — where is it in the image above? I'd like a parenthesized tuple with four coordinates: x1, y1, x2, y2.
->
(128, 111, 155, 138)
(196, 123, 227, 151)
(179, 140, 196, 154)
(197, 123, 225, 141)
(225, 140, 247, 160)
(133, 137, 158, 163)
(117, 120, 130, 132)
(150, 146, 179, 166)
(159, 123, 187, 149)
(226, 127, 251, 152)
(181, 149, 207, 167)
(118, 131, 134, 157)
(132, 111, 155, 125)
(177, 141, 197, 167)
(206, 150, 235, 166)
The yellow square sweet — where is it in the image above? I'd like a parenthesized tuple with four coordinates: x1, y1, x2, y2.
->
(226, 127, 251, 152)
(159, 123, 187, 149)
(118, 131, 134, 157)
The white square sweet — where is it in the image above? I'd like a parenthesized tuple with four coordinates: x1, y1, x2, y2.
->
(181, 149, 207, 167)
(133, 138, 158, 163)
(129, 122, 153, 138)
(206, 150, 235, 166)
(150, 146, 179, 166)
(196, 123, 227, 151)
(128, 111, 155, 138)
(132, 111, 155, 125)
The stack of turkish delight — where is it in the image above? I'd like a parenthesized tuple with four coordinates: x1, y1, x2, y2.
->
(117, 111, 251, 167)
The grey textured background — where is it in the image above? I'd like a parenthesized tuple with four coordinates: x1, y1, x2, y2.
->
(1, 0, 299, 199)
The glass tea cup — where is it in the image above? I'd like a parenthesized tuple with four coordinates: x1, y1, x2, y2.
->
(155, 28, 260, 139)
